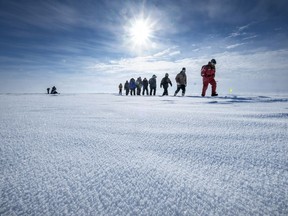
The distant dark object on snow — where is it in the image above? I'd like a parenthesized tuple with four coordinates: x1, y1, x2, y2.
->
(50, 86, 58, 94)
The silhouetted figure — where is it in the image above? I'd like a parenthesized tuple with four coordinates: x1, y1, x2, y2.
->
(149, 75, 157, 96)
(119, 83, 123, 95)
(174, 67, 187, 96)
(201, 59, 218, 97)
(124, 80, 130, 96)
(142, 78, 149, 95)
(50, 86, 58, 94)
(160, 73, 172, 96)
(129, 78, 136, 96)
(136, 77, 142, 95)
(47, 88, 50, 94)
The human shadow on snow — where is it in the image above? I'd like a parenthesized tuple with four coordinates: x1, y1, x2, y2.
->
(186, 95, 288, 104)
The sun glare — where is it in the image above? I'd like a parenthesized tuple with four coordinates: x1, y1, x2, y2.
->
(129, 18, 153, 47)
(130, 20, 151, 45)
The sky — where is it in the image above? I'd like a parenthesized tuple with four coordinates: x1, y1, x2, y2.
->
(0, 0, 288, 94)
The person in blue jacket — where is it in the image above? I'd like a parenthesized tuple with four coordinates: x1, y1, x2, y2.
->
(129, 78, 136, 96)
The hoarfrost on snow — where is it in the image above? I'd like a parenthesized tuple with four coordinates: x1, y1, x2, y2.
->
(0, 93, 288, 215)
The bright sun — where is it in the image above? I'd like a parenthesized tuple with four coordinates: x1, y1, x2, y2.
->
(129, 18, 153, 47)
(130, 20, 151, 45)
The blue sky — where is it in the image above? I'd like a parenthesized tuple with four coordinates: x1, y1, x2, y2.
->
(0, 0, 287, 94)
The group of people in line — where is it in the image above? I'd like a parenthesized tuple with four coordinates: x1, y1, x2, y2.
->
(46, 86, 58, 94)
(119, 75, 158, 96)
(118, 59, 218, 97)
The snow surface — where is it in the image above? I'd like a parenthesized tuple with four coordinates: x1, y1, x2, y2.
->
(1, 93, 288, 215)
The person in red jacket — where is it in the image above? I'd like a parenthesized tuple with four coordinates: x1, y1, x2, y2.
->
(201, 59, 218, 97)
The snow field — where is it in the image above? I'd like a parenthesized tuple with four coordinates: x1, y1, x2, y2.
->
(0, 93, 287, 215)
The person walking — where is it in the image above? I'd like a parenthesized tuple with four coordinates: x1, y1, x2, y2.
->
(129, 78, 136, 96)
(142, 78, 149, 95)
(47, 88, 50, 94)
(118, 83, 123, 95)
(201, 59, 218, 97)
(174, 67, 187, 96)
(136, 77, 142, 95)
(149, 75, 157, 96)
(160, 73, 172, 96)
(124, 80, 130, 95)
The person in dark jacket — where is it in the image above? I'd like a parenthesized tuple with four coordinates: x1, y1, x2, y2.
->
(136, 77, 142, 95)
(142, 78, 149, 95)
(124, 80, 130, 96)
(129, 78, 136, 95)
(118, 83, 123, 95)
(160, 73, 172, 96)
(47, 88, 50, 94)
(149, 75, 157, 96)
(174, 67, 187, 96)
(50, 86, 58, 94)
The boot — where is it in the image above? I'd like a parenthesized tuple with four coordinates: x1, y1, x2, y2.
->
(211, 93, 218, 96)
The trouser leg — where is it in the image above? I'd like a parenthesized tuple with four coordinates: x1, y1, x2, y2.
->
(210, 78, 217, 95)
(202, 78, 209, 96)
(174, 86, 181, 95)
(137, 87, 141, 95)
(163, 87, 168, 95)
(181, 85, 186, 96)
